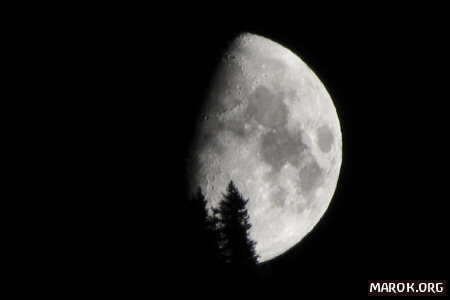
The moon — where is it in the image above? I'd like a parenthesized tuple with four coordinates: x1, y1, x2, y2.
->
(187, 33, 342, 262)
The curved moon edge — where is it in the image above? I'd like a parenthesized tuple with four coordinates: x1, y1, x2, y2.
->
(187, 33, 342, 262)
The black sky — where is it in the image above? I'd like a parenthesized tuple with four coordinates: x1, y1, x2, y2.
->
(78, 10, 449, 297)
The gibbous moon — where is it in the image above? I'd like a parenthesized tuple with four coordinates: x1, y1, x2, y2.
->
(188, 33, 342, 262)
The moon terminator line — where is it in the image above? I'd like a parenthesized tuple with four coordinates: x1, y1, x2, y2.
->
(188, 33, 342, 262)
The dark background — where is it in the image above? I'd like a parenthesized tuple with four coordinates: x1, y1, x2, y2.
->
(145, 18, 448, 297)
(55, 9, 449, 297)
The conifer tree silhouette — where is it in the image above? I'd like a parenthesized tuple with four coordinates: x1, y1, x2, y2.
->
(188, 188, 222, 271)
(186, 187, 209, 268)
(216, 181, 259, 272)
(205, 202, 222, 268)
(186, 182, 258, 287)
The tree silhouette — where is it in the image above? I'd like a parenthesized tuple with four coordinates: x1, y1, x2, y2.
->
(185, 188, 208, 267)
(215, 181, 259, 273)
(185, 181, 258, 287)
(186, 188, 219, 271)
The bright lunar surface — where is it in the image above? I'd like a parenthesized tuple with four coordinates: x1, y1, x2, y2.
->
(187, 33, 342, 262)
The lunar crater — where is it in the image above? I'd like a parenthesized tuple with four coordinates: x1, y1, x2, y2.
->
(189, 33, 342, 262)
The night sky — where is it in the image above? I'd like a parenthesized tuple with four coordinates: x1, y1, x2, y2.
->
(78, 11, 449, 297)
